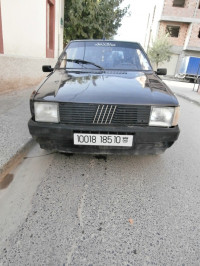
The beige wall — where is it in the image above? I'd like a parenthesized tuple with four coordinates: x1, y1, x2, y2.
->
(0, 0, 64, 92)
(158, 54, 179, 75)
(0, 55, 57, 93)
(1, 0, 46, 58)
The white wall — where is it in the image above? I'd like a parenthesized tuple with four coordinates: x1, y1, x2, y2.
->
(1, 0, 46, 58)
(55, 0, 65, 58)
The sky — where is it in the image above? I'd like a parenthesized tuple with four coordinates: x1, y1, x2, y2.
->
(115, 0, 164, 49)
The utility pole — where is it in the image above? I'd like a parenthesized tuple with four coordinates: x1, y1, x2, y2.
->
(147, 5, 156, 54)
(144, 13, 150, 51)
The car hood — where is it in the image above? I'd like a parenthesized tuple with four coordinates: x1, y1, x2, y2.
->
(34, 70, 179, 106)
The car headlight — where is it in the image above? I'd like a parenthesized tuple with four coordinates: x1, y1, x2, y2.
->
(149, 107, 180, 127)
(34, 102, 59, 123)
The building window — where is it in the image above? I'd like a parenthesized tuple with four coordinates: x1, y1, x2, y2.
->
(173, 0, 185, 7)
(46, 0, 55, 58)
(0, 3, 3, 54)
(166, 25, 180, 37)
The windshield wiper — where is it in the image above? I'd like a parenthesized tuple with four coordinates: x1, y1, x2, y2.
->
(66, 59, 104, 70)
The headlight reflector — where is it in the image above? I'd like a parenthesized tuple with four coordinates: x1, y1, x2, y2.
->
(34, 102, 59, 123)
(172, 106, 180, 126)
(149, 107, 177, 127)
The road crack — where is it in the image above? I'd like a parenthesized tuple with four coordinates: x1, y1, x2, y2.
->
(77, 184, 88, 228)
(66, 184, 88, 265)
(66, 241, 77, 266)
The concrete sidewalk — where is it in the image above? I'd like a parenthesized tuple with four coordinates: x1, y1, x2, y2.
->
(0, 87, 35, 178)
(163, 79, 200, 106)
(0, 79, 200, 178)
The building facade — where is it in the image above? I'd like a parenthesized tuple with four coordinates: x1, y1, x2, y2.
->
(158, 0, 200, 75)
(0, 0, 64, 92)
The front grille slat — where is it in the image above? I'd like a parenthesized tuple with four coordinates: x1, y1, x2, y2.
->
(59, 103, 150, 126)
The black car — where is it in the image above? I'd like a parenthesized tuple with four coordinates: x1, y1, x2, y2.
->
(28, 40, 180, 155)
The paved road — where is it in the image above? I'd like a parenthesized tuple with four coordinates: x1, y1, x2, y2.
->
(0, 88, 33, 171)
(0, 97, 200, 266)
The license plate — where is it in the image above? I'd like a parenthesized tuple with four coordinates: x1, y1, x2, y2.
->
(74, 133, 133, 147)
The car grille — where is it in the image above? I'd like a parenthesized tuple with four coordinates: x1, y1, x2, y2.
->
(59, 103, 150, 126)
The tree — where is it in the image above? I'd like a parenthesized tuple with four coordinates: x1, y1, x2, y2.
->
(64, 0, 129, 44)
(148, 35, 172, 69)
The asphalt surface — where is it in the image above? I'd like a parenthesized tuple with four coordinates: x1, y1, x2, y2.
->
(0, 97, 200, 265)
(0, 88, 34, 171)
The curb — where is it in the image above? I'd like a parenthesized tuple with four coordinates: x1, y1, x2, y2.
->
(0, 138, 35, 182)
(162, 77, 190, 83)
(175, 93, 200, 107)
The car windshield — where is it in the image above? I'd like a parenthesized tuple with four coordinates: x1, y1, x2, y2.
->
(56, 41, 152, 71)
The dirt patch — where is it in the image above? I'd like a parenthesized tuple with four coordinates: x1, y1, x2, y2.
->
(0, 174, 14, 189)
(0, 77, 43, 95)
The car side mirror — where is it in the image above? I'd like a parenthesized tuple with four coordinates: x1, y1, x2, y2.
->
(42, 65, 53, 72)
(156, 68, 167, 75)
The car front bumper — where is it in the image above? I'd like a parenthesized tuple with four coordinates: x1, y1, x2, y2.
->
(28, 119, 180, 155)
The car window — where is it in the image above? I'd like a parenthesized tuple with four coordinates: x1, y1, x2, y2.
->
(57, 41, 152, 71)
(59, 42, 85, 69)
(137, 50, 151, 70)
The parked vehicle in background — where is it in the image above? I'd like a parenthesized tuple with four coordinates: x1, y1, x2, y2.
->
(178, 56, 200, 83)
(28, 40, 180, 155)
